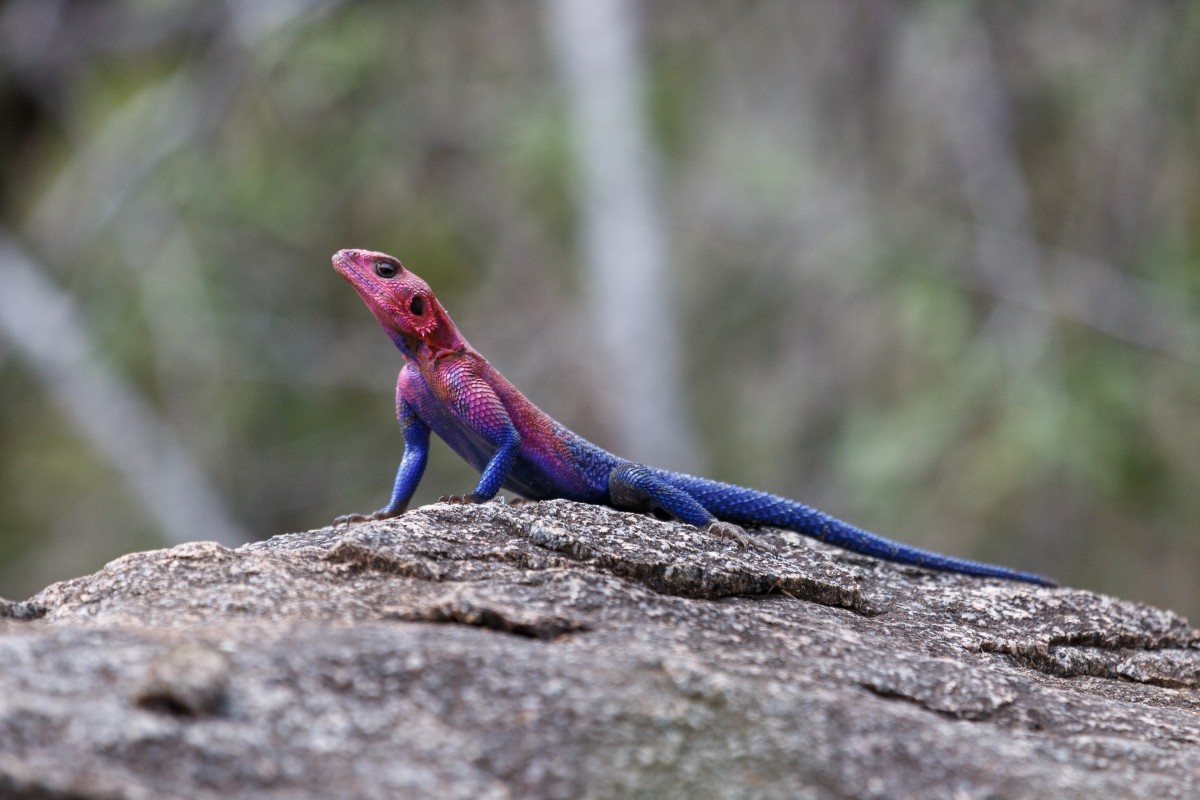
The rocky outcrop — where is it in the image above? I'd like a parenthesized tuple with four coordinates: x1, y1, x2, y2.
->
(1, 499, 1197, 799)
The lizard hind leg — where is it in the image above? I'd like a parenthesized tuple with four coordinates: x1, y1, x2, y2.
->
(607, 464, 756, 547)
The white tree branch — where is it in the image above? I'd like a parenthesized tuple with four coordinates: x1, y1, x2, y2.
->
(0, 237, 247, 546)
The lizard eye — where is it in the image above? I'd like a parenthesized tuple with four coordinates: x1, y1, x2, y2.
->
(373, 260, 398, 279)
(409, 295, 425, 316)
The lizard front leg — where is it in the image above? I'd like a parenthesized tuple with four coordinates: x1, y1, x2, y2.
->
(334, 397, 430, 525)
(435, 363, 521, 505)
(607, 464, 757, 548)
(439, 423, 519, 505)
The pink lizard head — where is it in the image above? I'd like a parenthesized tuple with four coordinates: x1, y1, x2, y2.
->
(333, 249, 462, 357)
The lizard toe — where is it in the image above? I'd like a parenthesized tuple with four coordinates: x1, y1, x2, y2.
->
(702, 520, 774, 553)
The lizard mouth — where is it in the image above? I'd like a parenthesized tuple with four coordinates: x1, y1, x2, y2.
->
(332, 249, 403, 328)
(332, 250, 363, 281)
(332, 250, 386, 310)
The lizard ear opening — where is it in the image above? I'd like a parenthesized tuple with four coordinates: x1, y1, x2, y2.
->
(409, 296, 426, 316)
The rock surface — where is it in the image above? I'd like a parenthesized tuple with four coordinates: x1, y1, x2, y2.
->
(1, 499, 1198, 799)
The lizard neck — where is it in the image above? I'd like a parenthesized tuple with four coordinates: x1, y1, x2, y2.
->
(390, 296, 468, 364)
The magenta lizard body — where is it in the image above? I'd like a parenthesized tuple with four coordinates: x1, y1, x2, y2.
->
(333, 248, 1055, 586)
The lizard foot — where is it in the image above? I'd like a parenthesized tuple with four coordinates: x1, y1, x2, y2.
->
(702, 520, 774, 553)
(438, 494, 482, 505)
(333, 509, 404, 527)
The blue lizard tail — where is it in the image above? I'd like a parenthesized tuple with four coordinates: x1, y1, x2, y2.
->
(653, 469, 1056, 586)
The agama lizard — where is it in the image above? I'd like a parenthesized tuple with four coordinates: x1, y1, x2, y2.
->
(332, 248, 1055, 586)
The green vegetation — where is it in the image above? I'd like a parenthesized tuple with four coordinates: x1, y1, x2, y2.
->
(1, 1, 1197, 618)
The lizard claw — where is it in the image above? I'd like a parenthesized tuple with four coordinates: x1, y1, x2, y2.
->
(703, 520, 774, 552)
(333, 508, 404, 527)
(438, 494, 477, 505)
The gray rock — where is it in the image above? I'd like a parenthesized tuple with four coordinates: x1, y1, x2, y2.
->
(1, 499, 1197, 799)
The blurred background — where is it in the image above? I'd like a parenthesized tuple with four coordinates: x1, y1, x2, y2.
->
(1, 0, 1198, 618)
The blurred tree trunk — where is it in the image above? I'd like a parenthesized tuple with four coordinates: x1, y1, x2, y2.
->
(544, 0, 701, 471)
